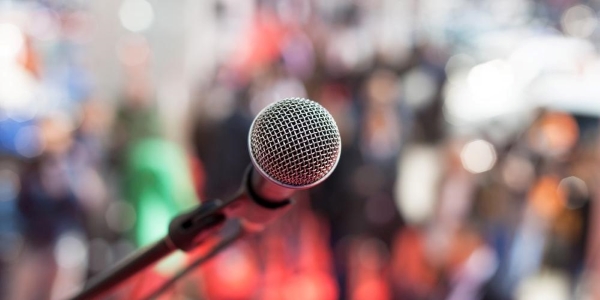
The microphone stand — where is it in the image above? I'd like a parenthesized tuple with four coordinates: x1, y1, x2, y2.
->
(70, 167, 292, 300)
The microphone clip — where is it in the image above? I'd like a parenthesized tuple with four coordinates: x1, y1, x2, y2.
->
(167, 166, 293, 251)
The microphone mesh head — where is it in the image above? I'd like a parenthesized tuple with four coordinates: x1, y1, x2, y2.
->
(249, 98, 341, 188)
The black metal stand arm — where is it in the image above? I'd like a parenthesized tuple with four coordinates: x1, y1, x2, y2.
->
(70, 198, 228, 300)
(70, 166, 293, 300)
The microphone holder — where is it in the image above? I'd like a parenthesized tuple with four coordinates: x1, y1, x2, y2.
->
(71, 166, 292, 300)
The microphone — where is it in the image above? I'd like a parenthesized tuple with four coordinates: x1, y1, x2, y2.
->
(169, 97, 341, 247)
(248, 97, 342, 202)
(71, 97, 341, 300)
(221, 97, 342, 231)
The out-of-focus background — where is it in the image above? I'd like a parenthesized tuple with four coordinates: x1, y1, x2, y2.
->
(0, 0, 600, 299)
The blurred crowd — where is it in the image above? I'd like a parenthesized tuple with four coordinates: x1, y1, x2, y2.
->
(1, 0, 600, 299)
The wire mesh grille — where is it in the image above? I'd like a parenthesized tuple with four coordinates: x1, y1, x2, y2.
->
(250, 98, 341, 187)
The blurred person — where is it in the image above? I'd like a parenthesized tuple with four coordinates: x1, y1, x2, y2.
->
(191, 79, 253, 201)
(426, 139, 499, 299)
(110, 55, 160, 245)
(308, 79, 362, 299)
(391, 197, 498, 300)
(391, 138, 494, 299)
(116, 103, 198, 248)
(71, 100, 116, 277)
(444, 226, 497, 300)
(356, 69, 405, 245)
(111, 46, 198, 248)
(312, 68, 406, 243)
(391, 224, 496, 300)
(123, 138, 199, 245)
(88, 42, 201, 299)
(111, 71, 160, 166)
(307, 67, 408, 299)
(12, 114, 87, 300)
(473, 168, 525, 300)
(523, 112, 585, 276)
(0, 29, 37, 290)
(479, 111, 592, 300)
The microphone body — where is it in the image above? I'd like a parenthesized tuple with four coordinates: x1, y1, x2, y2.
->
(224, 166, 295, 232)
(250, 167, 296, 202)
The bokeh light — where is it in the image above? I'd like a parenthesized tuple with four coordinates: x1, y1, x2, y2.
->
(402, 67, 437, 110)
(460, 140, 497, 174)
(14, 125, 43, 158)
(55, 232, 88, 269)
(502, 155, 535, 192)
(561, 5, 597, 38)
(515, 271, 570, 300)
(397, 146, 442, 224)
(444, 59, 525, 125)
(119, 0, 154, 32)
(105, 201, 137, 233)
(558, 176, 589, 209)
(0, 23, 24, 60)
(27, 8, 60, 41)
